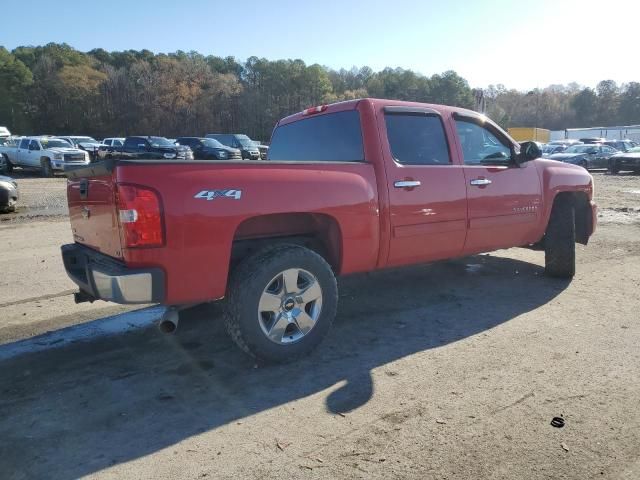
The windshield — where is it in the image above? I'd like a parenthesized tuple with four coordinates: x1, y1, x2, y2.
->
(73, 137, 97, 144)
(564, 145, 597, 154)
(202, 138, 225, 148)
(542, 145, 558, 153)
(235, 134, 254, 148)
(42, 139, 74, 148)
(148, 137, 175, 147)
(628, 146, 640, 153)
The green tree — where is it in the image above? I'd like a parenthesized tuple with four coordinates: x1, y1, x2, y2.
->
(428, 71, 474, 108)
(571, 88, 599, 127)
(618, 82, 640, 125)
(0, 47, 33, 130)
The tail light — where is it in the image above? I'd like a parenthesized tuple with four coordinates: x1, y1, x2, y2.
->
(116, 184, 164, 248)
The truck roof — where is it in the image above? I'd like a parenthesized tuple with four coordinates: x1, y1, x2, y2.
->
(276, 98, 480, 127)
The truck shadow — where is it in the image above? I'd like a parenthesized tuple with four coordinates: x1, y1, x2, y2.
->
(0, 254, 569, 479)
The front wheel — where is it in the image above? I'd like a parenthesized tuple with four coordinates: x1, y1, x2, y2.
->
(544, 199, 576, 278)
(40, 158, 54, 177)
(224, 244, 338, 363)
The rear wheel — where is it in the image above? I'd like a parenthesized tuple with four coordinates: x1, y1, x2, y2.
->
(544, 198, 576, 278)
(40, 158, 54, 178)
(224, 244, 338, 363)
(1, 154, 12, 174)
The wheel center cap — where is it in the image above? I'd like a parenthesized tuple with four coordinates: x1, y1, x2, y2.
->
(283, 298, 296, 312)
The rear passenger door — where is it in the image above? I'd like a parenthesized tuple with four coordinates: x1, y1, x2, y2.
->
(453, 113, 543, 254)
(380, 106, 468, 267)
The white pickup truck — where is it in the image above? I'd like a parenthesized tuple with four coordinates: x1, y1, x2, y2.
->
(0, 136, 90, 176)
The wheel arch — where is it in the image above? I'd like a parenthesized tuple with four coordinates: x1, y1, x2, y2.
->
(230, 212, 343, 274)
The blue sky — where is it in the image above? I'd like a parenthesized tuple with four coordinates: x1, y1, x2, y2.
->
(2, 0, 638, 90)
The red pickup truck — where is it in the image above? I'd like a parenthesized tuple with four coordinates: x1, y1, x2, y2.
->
(62, 99, 596, 362)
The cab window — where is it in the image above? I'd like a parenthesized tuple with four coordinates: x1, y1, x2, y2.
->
(455, 119, 512, 165)
(268, 110, 364, 162)
(384, 113, 451, 165)
(124, 137, 143, 149)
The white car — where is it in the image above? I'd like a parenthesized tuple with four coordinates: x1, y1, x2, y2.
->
(102, 137, 125, 147)
(0, 136, 90, 177)
(0, 126, 11, 141)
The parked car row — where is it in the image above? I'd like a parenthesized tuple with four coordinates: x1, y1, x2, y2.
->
(0, 131, 270, 177)
(538, 137, 638, 173)
(98, 136, 194, 161)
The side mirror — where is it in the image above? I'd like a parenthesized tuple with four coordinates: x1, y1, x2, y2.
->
(518, 141, 542, 164)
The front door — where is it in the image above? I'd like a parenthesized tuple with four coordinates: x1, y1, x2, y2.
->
(380, 106, 468, 267)
(452, 114, 543, 255)
(27, 140, 42, 167)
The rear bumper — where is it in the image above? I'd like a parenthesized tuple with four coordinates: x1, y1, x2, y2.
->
(61, 243, 164, 304)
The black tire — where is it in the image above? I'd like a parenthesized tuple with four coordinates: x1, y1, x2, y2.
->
(224, 244, 338, 363)
(40, 158, 54, 178)
(2, 154, 12, 174)
(544, 198, 576, 278)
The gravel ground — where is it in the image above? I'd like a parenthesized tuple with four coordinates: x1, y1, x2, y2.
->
(0, 170, 639, 479)
(0, 170, 68, 224)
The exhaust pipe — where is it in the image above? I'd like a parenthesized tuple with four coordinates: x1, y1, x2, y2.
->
(158, 308, 179, 334)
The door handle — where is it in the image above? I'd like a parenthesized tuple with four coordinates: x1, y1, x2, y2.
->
(394, 180, 421, 188)
(470, 178, 492, 186)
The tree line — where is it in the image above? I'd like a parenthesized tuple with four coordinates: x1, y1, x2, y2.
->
(0, 43, 638, 141)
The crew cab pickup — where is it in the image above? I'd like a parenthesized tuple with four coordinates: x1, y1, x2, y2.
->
(97, 136, 194, 161)
(62, 99, 596, 363)
(1, 136, 90, 176)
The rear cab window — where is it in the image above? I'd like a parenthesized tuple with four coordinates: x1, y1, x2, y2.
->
(268, 110, 364, 162)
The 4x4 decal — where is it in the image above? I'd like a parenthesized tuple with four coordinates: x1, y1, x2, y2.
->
(194, 189, 242, 201)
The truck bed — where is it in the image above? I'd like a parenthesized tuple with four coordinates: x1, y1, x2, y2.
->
(65, 158, 380, 304)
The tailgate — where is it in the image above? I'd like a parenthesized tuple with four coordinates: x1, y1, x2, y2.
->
(67, 166, 122, 259)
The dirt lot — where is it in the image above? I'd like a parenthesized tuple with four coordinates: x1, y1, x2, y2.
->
(0, 170, 639, 479)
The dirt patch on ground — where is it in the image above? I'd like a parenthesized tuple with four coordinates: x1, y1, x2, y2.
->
(0, 170, 639, 479)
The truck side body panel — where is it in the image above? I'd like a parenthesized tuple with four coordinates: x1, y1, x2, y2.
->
(113, 161, 380, 304)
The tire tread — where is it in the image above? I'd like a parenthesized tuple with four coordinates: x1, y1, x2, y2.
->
(544, 198, 576, 278)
